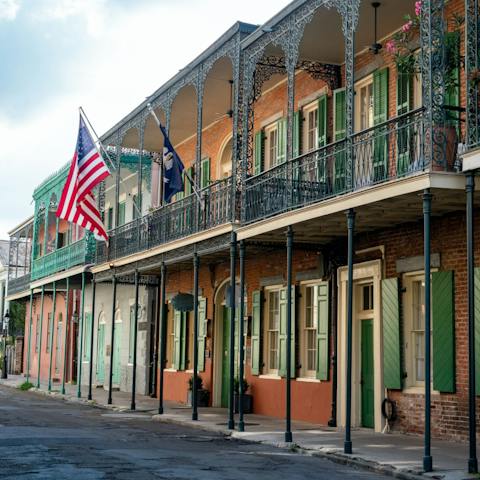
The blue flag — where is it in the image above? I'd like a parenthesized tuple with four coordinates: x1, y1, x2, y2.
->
(159, 123, 185, 203)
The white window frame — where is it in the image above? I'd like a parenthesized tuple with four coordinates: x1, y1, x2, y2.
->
(299, 280, 323, 380)
(302, 100, 319, 154)
(264, 123, 278, 170)
(263, 286, 282, 375)
(354, 74, 374, 132)
(402, 271, 437, 392)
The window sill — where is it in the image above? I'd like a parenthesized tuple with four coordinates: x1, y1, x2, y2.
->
(259, 374, 281, 380)
(403, 386, 441, 396)
(296, 377, 320, 383)
(164, 368, 177, 372)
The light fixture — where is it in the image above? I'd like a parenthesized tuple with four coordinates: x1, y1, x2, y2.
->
(369, 2, 382, 55)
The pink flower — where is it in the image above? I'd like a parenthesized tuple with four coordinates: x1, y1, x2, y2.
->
(385, 39, 397, 54)
(402, 20, 413, 32)
(415, 1, 422, 17)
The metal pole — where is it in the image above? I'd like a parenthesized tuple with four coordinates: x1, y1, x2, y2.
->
(344, 208, 355, 454)
(131, 270, 140, 410)
(423, 189, 433, 472)
(77, 272, 86, 398)
(158, 263, 167, 414)
(228, 231, 237, 430)
(48, 281, 56, 391)
(26, 289, 33, 383)
(88, 278, 97, 401)
(62, 278, 70, 395)
(285, 226, 293, 442)
(152, 282, 161, 398)
(238, 240, 246, 432)
(108, 276, 117, 405)
(467, 172, 478, 473)
(192, 251, 200, 420)
(37, 285, 45, 389)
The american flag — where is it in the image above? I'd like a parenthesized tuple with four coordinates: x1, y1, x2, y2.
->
(56, 115, 110, 241)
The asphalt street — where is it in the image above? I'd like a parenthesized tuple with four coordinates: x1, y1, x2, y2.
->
(0, 385, 391, 479)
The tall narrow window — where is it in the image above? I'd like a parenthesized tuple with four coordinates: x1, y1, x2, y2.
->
(265, 124, 278, 169)
(267, 290, 280, 373)
(46, 313, 52, 353)
(412, 279, 426, 383)
(355, 76, 374, 132)
(303, 285, 317, 376)
(302, 102, 319, 153)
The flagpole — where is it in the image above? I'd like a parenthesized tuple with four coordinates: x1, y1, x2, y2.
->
(79, 107, 143, 219)
(146, 103, 204, 208)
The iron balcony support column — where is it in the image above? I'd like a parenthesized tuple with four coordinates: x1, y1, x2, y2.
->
(192, 251, 200, 421)
(344, 208, 355, 454)
(88, 278, 97, 401)
(131, 270, 140, 411)
(48, 281, 57, 392)
(152, 281, 161, 398)
(61, 278, 70, 395)
(423, 189, 433, 472)
(285, 226, 294, 443)
(37, 285, 45, 389)
(26, 289, 34, 383)
(465, 0, 479, 147)
(228, 231, 237, 430)
(108, 275, 117, 405)
(158, 263, 167, 414)
(77, 272, 86, 398)
(466, 172, 478, 473)
(238, 240, 246, 432)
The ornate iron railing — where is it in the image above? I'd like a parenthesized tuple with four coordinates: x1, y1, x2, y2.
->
(31, 236, 94, 281)
(7, 274, 31, 296)
(243, 109, 430, 224)
(98, 176, 233, 263)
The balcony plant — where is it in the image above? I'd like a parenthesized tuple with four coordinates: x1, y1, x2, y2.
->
(187, 375, 209, 407)
(234, 377, 253, 414)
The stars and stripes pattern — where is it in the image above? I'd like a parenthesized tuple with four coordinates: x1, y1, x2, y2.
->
(56, 114, 110, 242)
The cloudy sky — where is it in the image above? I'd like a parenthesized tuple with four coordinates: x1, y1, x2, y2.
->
(0, 0, 291, 239)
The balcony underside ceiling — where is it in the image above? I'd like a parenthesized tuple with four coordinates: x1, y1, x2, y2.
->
(241, 186, 470, 247)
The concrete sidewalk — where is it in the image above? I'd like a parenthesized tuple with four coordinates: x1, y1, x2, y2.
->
(3, 375, 479, 480)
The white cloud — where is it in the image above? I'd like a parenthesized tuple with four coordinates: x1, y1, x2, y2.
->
(0, 0, 20, 21)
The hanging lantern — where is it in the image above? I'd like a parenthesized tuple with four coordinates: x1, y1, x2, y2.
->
(171, 292, 194, 312)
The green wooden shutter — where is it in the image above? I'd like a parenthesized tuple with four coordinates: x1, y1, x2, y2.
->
(333, 88, 346, 192)
(397, 72, 413, 176)
(251, 290, 262, 375)
(200, 158, 210, 189)
(277, 117, 287, 164)
(180, 312, 187, 371)
(293, 111, 301, 158)
(173, 309, 181, 370)
(107, 207, 113, 230)
(316, 282, 329, 381)
(317, 95, 328, 148)
(254, 131, 264, 175)
(118, 201, 126, 226)
(198, 298, 207, 372)
(279, 287, 296, 378)
(474, 268, 480, 395)
(185, 166, 194, 195)
(382, 278, 402, 389)
(83, 313, 92, 361)
(373, 68, 389, 181)
(432, 271, 455, 393)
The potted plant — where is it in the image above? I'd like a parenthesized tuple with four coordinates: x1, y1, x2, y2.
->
(187, 375, 209, 407)
(234, 377, 253, 414)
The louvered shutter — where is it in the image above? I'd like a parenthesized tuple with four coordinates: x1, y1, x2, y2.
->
(254, 131, 264, 175)
(251, 290, 262, 375)
(474, 268, 480, 395)
(317, 95, 328, 147)
(333, 88, 346, 192)
(277, 118, 287, 164)
(373, 68, 389, 181)
(432, 271, 455, 393)
(200, 158, 210, 189)
(316, 282, 329, 381)
(173, 309, 182, 370)
(382, 278, 402, 389)
(293, 110, 301, 158)
(397, 72, 413, 176)
(279, 287, 296, 378)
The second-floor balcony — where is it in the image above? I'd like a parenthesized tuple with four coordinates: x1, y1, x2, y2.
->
(97, 176, 233, 263)
(242, 108, 451, 224)
(31, 236, 95, 281)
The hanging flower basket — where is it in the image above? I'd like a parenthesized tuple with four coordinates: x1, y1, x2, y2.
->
(171, 292, 194, 312)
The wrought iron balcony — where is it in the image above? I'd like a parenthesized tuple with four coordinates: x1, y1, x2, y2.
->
(97, 176, 233, 263)
(243, 109, 433, 224)
(31, 236, 95, 281)
(7, 274, 31, 296)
